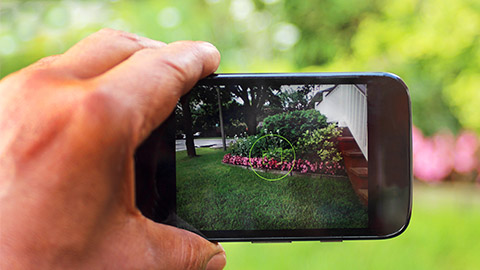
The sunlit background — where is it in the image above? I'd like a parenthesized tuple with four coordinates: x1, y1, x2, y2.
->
(1, 0, 479, 269)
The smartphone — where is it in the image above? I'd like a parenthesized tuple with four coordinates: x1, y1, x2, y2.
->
(134, 73, 412, 242)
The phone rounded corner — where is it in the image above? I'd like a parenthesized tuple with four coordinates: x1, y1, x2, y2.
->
(379, 72, 409, 91)
(377, 200, 413, 240)
(384, 217, 412, 240)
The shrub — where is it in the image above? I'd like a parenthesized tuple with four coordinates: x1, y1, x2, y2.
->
(262, 147, 295, 163)
(229, 136, 253, 157)
(229, 135, 267, 157)
(229, 134, 293, 158)
(296, 124, 343, 163)
(261, 109, 328, 145)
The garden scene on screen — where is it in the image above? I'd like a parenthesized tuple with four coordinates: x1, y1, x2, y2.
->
(4, 0, 479, 268)
(175, 83, 368, 230)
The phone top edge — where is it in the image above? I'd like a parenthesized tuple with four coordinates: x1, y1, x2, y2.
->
(204, 72, 401, 79)
(200, 72, 410, 94)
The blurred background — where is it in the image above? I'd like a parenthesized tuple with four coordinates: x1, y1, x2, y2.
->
(1, 0, 479, 268)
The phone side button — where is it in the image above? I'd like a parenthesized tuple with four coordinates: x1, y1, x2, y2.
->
(251, 241, 292, 244)
(320, 239, 343, 242)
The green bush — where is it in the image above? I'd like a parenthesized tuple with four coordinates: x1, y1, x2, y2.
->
(262, 147, 295, 162)
(229, 135, 267, 157)
(229, 134, 296, 159)
(296, 124, 343, 163)
(229, 136, 255, 157)
(261, 109, 328, 145)
(229, 110, 333, 160)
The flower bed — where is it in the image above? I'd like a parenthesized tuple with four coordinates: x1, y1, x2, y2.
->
(222, 153, 346, 176)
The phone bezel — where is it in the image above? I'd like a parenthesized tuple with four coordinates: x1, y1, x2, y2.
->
(137, 72, 412, 242)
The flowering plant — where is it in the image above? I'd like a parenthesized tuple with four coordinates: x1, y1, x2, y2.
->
(413, 126, 480, 183)
(222, 153, 346, 176)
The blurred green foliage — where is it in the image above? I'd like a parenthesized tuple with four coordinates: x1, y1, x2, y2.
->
(0, 0, 478, 135)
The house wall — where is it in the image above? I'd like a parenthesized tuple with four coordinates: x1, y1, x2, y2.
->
(315, 84, 368, 160)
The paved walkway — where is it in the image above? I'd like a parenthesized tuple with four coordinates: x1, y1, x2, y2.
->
(176, 138, 236, 152)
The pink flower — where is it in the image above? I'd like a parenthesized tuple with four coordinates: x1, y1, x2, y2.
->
(454, 131, 479, 174)
(223, 154, 349, 175)
(413, 127, 455, 182)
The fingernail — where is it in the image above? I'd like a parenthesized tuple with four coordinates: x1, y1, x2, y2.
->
(206, 252, 226, 270)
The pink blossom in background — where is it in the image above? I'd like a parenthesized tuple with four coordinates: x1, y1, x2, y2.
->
(413, 126, 480, 182)
(477, 167, 480, 184)
(454, 131, 479, 173)
(412, 126, 455, 182)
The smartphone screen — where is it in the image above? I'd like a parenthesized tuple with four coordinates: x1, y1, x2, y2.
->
(176, 78, 370, 233)
(136, 73, 411, 242)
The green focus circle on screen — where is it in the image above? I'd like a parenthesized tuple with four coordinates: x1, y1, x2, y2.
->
(248, 134, 296, 181)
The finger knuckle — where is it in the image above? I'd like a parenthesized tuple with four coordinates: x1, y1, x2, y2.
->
(11, 68, 53, 90)
(31, 55, 61, 68)
(96, 27, 141, 44)
(76, 90, 115, 127)
(97, 27, 125, 36)
(180, 237, 205, 270)
(134, 48, 191, 94)
(161, 56, 191, 87)
(82, 82, 136, 137)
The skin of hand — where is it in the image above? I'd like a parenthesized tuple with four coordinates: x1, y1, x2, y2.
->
(0, 28, 225, 270)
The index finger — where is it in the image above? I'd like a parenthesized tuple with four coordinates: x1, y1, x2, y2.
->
(57, 28, 166, 78)
(93, 41, 220, 145)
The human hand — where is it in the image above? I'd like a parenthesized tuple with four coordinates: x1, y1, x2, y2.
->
(0, 28, 225, 270)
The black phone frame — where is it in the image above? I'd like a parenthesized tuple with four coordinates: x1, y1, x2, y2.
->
(135, 72, 412, 242)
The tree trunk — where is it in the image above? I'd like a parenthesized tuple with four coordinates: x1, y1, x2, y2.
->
(216, 88, 227, 151)
(180, 96, 196, 157)
(246, 110, 257, 135)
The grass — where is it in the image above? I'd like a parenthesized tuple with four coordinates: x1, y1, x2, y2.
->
(221, 182, 480, 269)
(176, 148, 367, 230)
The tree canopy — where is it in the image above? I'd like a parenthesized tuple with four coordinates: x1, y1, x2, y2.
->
(1, 0, 478, 134)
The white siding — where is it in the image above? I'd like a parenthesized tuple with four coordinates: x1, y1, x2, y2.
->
(316, 85, 368, 160)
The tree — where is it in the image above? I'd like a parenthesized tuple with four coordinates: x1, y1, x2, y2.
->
(178, 85, 229, 157)
(226, 84, 281, 135)
(179, 95, 196, 158)
(2, 0, 478, 135)
(277, 84, 316, 112)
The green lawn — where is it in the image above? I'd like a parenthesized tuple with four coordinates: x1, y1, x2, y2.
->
(176, 148, 367, 231)
(222, 182, 480, 269)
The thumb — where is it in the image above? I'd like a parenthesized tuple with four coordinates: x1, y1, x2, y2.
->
(144, 218, 226, 270)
